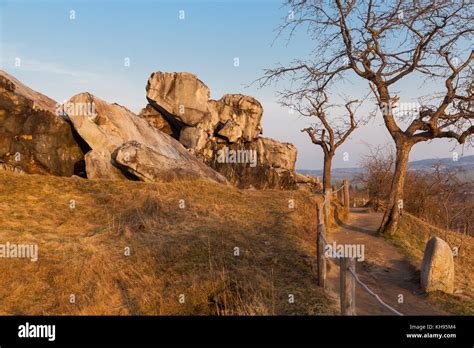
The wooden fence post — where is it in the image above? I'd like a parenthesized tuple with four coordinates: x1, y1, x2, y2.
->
(340, 257, 356, 315)
(324, 189, 331, 227)
(343, 179, 350, 210)
(316, 207, 327, 288)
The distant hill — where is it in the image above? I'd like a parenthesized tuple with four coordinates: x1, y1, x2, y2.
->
(298, 155, 474, 183)
(408, 154, 474, 171)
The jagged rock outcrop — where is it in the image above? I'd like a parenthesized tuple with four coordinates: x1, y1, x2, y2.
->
(256, 138, 296, 170)
(0, 70, 84, 176)
(144, 71, 306, 189)
(213, 94, 263, 142)
(0, 70, 320, 189)
(209, 141, 298, 189)
(66, 92, 227, 184)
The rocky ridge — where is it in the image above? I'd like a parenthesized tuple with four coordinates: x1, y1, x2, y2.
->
(0, 69, 320, 189)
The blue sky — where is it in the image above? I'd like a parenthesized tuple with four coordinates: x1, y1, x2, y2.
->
(1, 0, 472, 169)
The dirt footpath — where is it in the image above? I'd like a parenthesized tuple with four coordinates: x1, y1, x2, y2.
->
(325, 208, 447, 315)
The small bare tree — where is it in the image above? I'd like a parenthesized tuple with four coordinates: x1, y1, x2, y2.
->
(259, 0, 474, 235)
(358, 145, 395, 210)
(286, 91, 359, 193)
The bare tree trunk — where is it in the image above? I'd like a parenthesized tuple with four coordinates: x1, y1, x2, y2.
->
(378, 142, 412, 235)
(322, 153, 333, 193)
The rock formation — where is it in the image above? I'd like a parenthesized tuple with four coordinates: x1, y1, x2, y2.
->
(144, 71, 311, 189)
(0, 69, 319, 190)
(65, 92, 227, 184)
(421, 236, 455, 294)
(0, 70, 84, 176)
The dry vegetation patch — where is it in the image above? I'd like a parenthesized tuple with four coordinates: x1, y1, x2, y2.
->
(389, 213, 474, 315)
(0, 172, 335, 315)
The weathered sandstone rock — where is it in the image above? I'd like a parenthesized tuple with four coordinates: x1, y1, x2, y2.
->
(146, 72, 263, 143)
(0, 70, 84, 176)
(146, 72, 211, 127)
(421, 236, 455, 294)
(179, 126, 208, 152)
(84, 149, 125, 180)
(217, 119, 243, 143)
(214, 94, 263, 142)
(114, 141, 227, 183)
(256, 138, 296, 171)
(209, 140, 298, 189)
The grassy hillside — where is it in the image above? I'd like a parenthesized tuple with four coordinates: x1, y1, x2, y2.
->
(0, 172, 335, 315)
(388, 213, 474, 315)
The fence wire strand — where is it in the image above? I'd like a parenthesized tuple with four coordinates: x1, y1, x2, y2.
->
(348, 266, 404, 316)
(317, 228, 343, 267)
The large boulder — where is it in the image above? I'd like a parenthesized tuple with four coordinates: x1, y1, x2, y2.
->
(66, 92, 227, 184)
(217, 119, 243, 143)
(421, 236, 455, 294)
(146, 72, 211, 127)
(0, 70, 84, 176)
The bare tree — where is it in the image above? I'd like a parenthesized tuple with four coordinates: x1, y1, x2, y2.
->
(287, 91, 359, 193)
(259, 0, 474, 235)
(359, 145, 473, 235)
(358, 144, 395, 211)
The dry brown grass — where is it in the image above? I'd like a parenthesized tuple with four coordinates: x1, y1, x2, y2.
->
(0, 171, 335, 315)
(388, 213, 474, 315)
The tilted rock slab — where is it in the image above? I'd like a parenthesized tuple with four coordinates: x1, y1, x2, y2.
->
(421, 236, 455, 294)
(114, 141, 227, 183)
(66, 92, 227, 183)
(0, 70, 84, 176)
